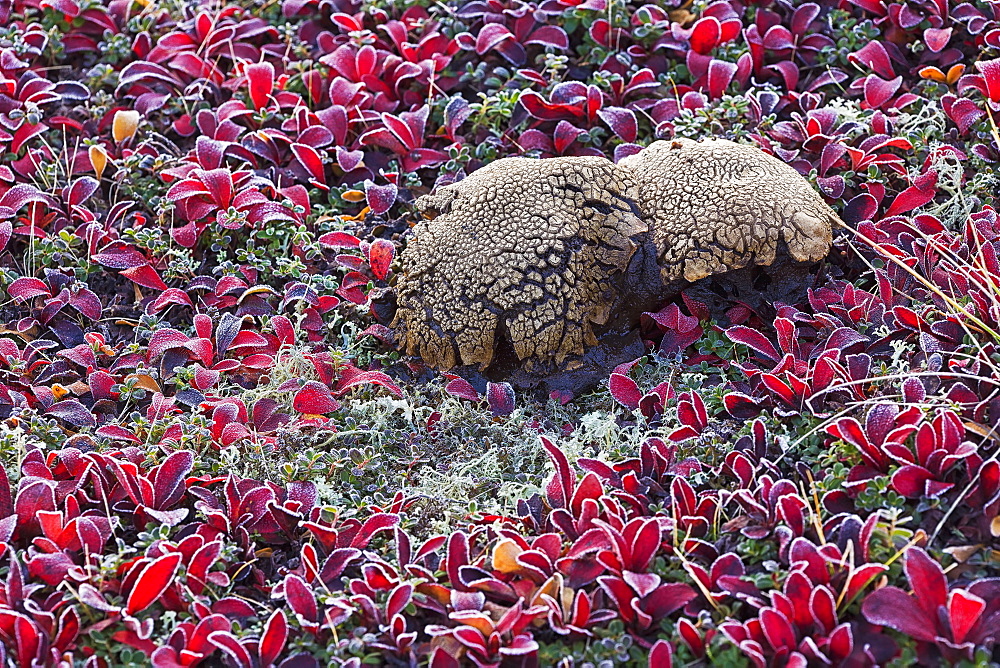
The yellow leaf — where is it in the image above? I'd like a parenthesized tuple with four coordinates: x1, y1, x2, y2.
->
(561, 584, 574, 613)
(51, 384, 71, 401)
(418, 582, 452, 606)
(237, 285, 277, 303)
(530, 573, 563, 608)
(112, 110, 141, 143)
(454, 611, 494, 636)
(126, 374, 161, 393)
(68, 381, 90, 395)
(944, 544, 983, 563)
(492, 538, 524, 574)
(89, 145, 108, 179)
(964, 421, 998, 445)
(314, 214, 347, 226)
(342, 189, 366, 203)
(0, 324, 35, 341)
(992, 515, 1000, 538)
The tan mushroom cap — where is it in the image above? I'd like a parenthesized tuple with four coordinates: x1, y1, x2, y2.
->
(392, 138, 839, 373)
(392, 156, 647, 370)
(617, 138, 837, 282)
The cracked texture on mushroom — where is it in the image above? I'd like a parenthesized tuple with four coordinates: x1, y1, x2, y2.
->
(391, 156, 648, 371)
(391, 138, 840, 375)
(618, 138, 836, 282)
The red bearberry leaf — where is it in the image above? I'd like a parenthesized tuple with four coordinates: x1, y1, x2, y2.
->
(609, 373, 641, 410)
(121, 264, 168, 291)
(690, 16, 721, 54)
(476, 23, 514, 55)
(293, 381, 341, 414)
(126, 552, 183, 615)
(246, 61, 274, 110)
(8, 277, 50, 301)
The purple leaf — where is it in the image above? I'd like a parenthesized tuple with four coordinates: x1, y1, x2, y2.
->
(364, 180, 397, 216)
(336, 147, 364, 172)
(445, 377, 480, 401)
(903, 547, 949, 616)
(597, 107, 638, 143)
(614, 143, 644, 163)
(891, 465, 935, 498)
(843, 193, 879, 224)
(644, 582, 698, 618)
(152, 450, 195, 509)
(486, 382, 515, 416)
(849, 41, 895, 79)
(92, 242, 149, 269)
(46, 400, 97, 427)
(475, 23, 513, 55)
(923, 27, 952, 53)
(862, 586, 936, 641)
(291, 143, 326, 188)
(525, 25, 569, 49)
(0, 220, 11, 253)
(444, 96, 472, 137)
(863, 75, 902, 108)
(726, 326, 780, 360)
(942, 94, 985, 135)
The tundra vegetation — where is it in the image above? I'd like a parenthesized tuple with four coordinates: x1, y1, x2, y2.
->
(0, 0, 998, 666)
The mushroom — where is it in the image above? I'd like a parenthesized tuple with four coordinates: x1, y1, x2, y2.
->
(617, 138, 835, 283)
(389, 138, 841, 388)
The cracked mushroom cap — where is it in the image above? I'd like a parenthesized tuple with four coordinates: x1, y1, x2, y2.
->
(618, 138, 838, 282)
(392, 156, 650, 371)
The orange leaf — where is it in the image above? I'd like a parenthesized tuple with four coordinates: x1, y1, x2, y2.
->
(918, 66, 946, 83)
(89, 145, 108, 179)
(126, 374, 161, 393)
(530, 573, 563, 608)
(492, 538, 523, 574)
(946, 63, 966, 85)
